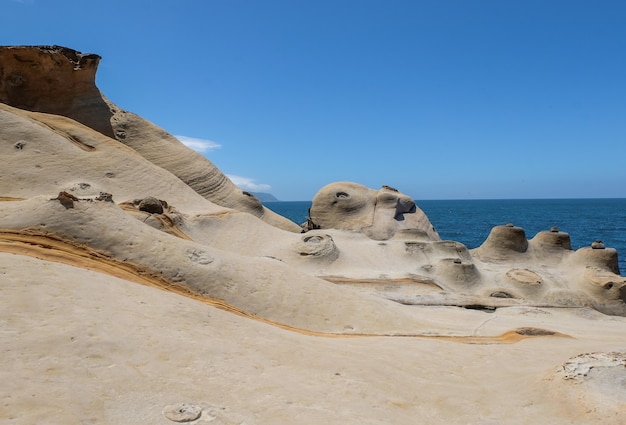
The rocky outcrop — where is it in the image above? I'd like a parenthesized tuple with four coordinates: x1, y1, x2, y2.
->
(1, 45, 625, 317)
(0, 45, 112, 136)
(308, 182, 440, 241)
(3, 44, 626, 425)
(0, 45, 300, 232)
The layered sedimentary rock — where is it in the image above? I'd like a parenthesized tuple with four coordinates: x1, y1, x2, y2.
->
(0, 45, 299, 232)
(0, 45, 109, 132)
(2, 45, 626, 424)
(2, 43, 624, 315)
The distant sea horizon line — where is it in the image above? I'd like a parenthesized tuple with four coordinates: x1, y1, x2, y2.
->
(264, 196, 626, 203)
(262, 198, 626, 275)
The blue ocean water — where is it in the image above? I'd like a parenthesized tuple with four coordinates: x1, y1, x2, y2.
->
(264, 199, 626, 275)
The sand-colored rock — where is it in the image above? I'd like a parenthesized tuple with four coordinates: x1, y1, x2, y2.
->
(308, 182, 440, 241)
(1, 45, 626, 424)
(3, 252, 626, 424)
(0, 45, 299, 232)
(0, 196, 454, 334)
(0, 45, 106, 132)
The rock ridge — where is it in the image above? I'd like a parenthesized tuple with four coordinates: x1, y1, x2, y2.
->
(0, 45, 300, 231)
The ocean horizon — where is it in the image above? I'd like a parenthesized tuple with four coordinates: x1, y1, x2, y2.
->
(264, 198, 626, 275)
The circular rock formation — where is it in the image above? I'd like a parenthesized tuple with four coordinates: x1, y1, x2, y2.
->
(294, 232, 340, 261)
(505, 268, 543, 286)
(503, 268, 545, 298)
(162, 403, 202, 422)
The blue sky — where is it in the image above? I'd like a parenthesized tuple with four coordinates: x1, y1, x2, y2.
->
(3, 0, 625, 200)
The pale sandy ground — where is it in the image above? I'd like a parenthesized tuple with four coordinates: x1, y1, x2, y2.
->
(2, 252, 626, 425)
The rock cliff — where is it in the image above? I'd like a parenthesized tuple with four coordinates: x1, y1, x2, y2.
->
(0, 45, 300, 232)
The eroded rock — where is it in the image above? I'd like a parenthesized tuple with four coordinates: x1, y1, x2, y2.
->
(53, 191, 79, 209)
(559, 352, 626, 381)
(162, 403, 202, 422)
(309, 182, 440, 241)
(137, 196, 164, 214)
(0, 45, 301, 232)
(294, 232, 340, 261)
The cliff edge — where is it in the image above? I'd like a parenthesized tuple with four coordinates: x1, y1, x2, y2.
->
(0, 45, 300, 232)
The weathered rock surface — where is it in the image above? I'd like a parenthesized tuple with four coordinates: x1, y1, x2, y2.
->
(1, 45, 626, 424)
(3, 74, 623, 315)
(0, 45, 299, 232)
(309, 182, 440, 241)
(0, 45, 107, 133)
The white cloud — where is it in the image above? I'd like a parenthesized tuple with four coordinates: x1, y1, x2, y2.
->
(174, 136, 270, 192)
(226, 174, 271, 192)
(175, 135, 221, 153)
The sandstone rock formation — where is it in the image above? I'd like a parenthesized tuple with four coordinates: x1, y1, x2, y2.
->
(1, 45, 626, 424)
(308, 182, 440, 241)
(2, 46, 624, 316)
(0, 45, 299, 232)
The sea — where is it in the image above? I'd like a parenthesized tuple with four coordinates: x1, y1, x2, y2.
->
(264, 198, 626, 276)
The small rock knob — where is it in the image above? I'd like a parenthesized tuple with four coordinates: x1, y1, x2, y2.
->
(591, 240, 605, 249)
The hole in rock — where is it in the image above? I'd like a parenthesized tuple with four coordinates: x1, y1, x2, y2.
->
(463, 304, 496, 313)
(303, 235, 323, 244)
(514, 327, 555, 336)
(490, 291, 514, 298)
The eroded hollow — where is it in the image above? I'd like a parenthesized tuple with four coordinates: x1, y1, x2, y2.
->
(463, 304, 497, 313)
(490, 291, 514, 298)
(514, 327, 555, 336)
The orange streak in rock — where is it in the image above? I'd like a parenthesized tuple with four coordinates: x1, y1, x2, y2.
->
(0, 228, 570, 343)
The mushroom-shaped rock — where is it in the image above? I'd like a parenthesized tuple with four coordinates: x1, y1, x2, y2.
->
(530, 229, 572, 251)
(309, 182, 440, 241)
(475, 223, 528, 256)
(431, 240, 473, 260)
(570, 246, 620, 275)
(435, 258, 481, 288)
